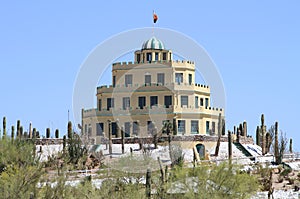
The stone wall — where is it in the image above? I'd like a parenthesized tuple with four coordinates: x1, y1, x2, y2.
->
(32, 135, 254, 145)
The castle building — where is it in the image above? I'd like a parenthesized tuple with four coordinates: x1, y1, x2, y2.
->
(82, 37, 225, 144)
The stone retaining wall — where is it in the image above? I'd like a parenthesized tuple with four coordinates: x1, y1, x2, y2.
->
(33, 135, 254, 145)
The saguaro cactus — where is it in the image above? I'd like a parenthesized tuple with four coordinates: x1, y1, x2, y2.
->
(3, 117, 6, 138)
(146, 169, 152, 199)
(217, 113, 222, 136)
(11, 126, 15, 140)
(20, 126, 23, 138)
(108, 121, 112, 157)
(116, 120, 120, 138)
(221, 119, 226, 136)
(228, 131, 232, 161)
(289, 138, 293, 154)
(67, 121, 72, 139)
(266, 132, 271, 153)
(32, 128, 36, 139)
(274, 122, 279, 164)
(215, 113, 222, 156)
(55, 129, 59, 138)
(239, 123, 243, 136)
(121, 126, 125, 154)
(243, 121, 247, 137)
(16, 120, 20, 138)
(46, 128, 50, 138)
(256, 126, 260, 146)
(63, 135, 66, 153)
(173, 117, 177, 135)
(153, 127, 158, 149)
(29, 122, 32, 139)
(261, 114, 266, 155)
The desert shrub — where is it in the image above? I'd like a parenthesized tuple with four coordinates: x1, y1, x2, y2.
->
(0, 139, 43, 198)
(169, 162, 259, 199)
(280, 168, 292, 177)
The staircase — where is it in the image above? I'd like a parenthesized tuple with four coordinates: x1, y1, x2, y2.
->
(233, 142, 255, 161)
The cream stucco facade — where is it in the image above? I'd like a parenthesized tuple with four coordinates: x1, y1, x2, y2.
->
(82, 37, 225, 144)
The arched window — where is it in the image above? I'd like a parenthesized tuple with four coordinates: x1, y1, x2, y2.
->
(196, 144, 205, 159)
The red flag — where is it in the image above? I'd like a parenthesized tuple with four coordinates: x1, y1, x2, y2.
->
(153, 13, 158, 23)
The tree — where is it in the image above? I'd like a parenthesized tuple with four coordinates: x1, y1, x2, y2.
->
(278, 131, 288, 164)
(266, 125, 275, 153)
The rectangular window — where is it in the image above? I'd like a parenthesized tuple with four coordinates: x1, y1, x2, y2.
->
(155, 52, 159, 61)
(138, 96, 146, 109)
(157, 73, 165, 85)
(205, 98, 209, 107)
(177, 120, 186, 134)
(164, 95, 172, 108)
(133, 121, 139, 135)
(96, 123, 104, 136)
(137, 54, 141, 63)
(111, 122, 117, 136)
(125, 74, 132, 87)
(191, 120, 199, 134)
(84, 124, 87, 134)
(212, 122, 216, 134)
(162, 53, 167, 60)
(125, 122, 131, 137)
(150, 96, 158, 107)
(146, 53, 152, 62)
(113, 76, 116, 87)
(145, 75, 151, 84)
(206, 121, 210, 135)
(98, 99, 102, 111)
(181, 96, 188, 107)
(107, 98, 114, 110)
(122, 97, 130, 110)
(200, 98, 204, 106)
(175, 73, 183, 84)
(195, 96, 199, 108)
(189, 74, 192, 85)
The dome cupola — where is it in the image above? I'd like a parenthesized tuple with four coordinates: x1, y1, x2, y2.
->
(142, 36, 165, 50)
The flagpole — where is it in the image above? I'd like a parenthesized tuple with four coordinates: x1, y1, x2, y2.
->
(152, 10, 154, 36)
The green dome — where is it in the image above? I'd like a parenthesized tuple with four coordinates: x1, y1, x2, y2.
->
(142, 36, 165, 50)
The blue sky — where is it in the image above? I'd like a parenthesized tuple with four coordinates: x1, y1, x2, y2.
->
(0, 1, 299, 151)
